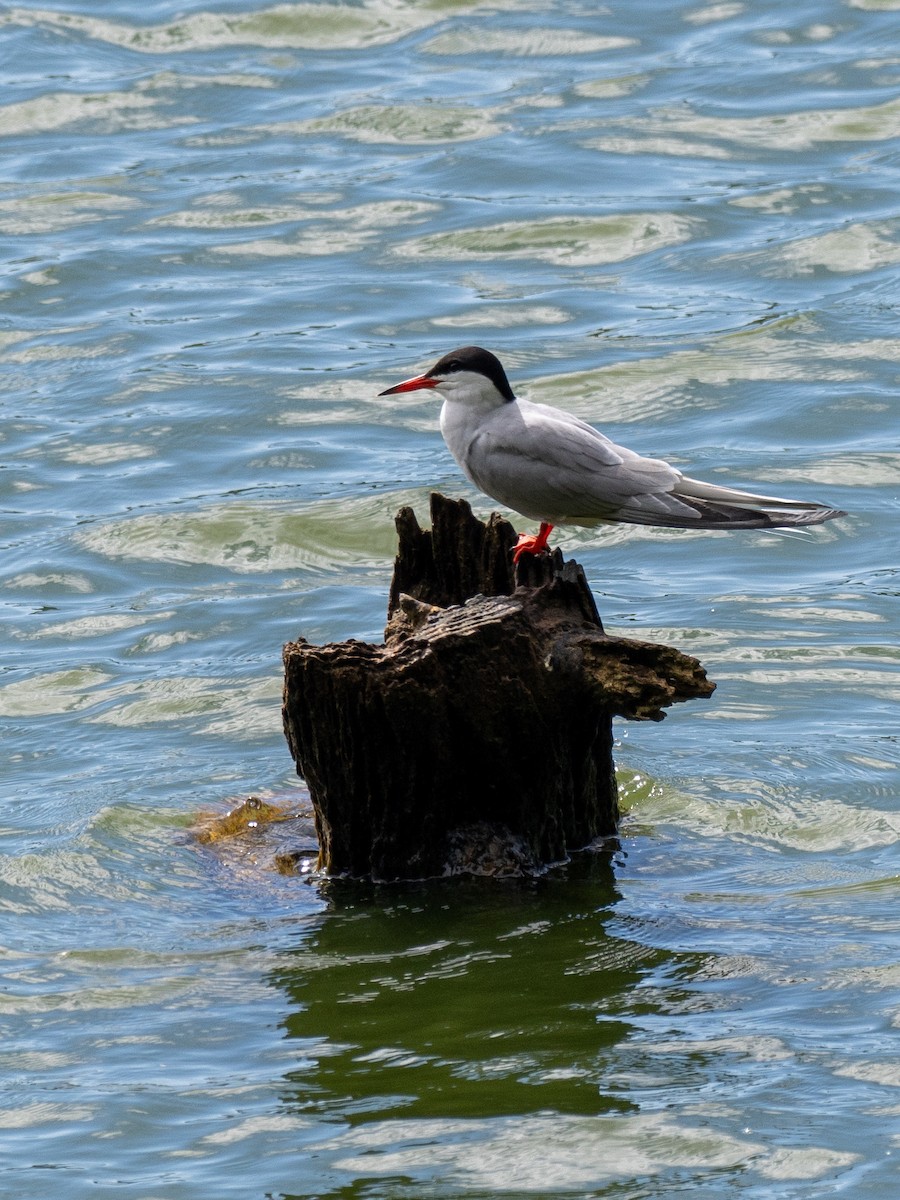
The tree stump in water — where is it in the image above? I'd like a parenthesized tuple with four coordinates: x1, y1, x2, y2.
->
(282, 494, 715, 881)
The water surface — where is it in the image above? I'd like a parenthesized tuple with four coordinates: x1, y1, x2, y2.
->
(1, 0, 898, 1196)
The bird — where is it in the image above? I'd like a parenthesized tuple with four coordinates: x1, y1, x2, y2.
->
(378, 345, 846, 562)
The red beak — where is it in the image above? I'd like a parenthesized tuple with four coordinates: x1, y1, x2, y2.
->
(378, 374, 439, 396)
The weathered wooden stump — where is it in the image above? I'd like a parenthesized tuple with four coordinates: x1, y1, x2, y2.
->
(282, 494, 715, 881)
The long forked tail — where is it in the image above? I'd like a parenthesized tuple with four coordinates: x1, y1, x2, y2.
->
(665, 476, 846, 529)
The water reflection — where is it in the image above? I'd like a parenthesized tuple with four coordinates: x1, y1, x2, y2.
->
(273, 861, 667, 1123)
(269, 865, 845, 1196)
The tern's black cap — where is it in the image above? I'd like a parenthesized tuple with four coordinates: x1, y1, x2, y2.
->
(426, 346, 515, 402)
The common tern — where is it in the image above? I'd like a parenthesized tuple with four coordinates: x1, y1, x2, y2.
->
(379, 345, 845, 561)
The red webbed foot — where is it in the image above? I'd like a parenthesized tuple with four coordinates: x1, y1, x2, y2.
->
(512, 522, 554, 564)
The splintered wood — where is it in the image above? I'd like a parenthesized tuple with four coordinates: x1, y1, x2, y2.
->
(282, 494, 714, 881)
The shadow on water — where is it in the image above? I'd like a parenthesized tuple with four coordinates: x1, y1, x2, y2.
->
(270, 854, 694, 1129)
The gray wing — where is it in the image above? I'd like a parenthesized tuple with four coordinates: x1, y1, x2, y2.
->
(462, 401, 843, 529)
(463, 400, 692, 524)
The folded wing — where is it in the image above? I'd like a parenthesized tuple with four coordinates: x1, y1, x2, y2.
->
(463, 401, 844, 529)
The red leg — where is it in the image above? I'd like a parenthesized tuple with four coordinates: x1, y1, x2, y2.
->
(512, 522, 554, 563)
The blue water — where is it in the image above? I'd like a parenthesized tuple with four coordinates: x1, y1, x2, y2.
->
(2, 0, 898, 1195)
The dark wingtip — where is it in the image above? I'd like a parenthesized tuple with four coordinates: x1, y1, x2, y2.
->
(778, 505, 847, 527)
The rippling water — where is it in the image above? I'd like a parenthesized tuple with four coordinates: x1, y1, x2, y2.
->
(2, 0, 898, 1196)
